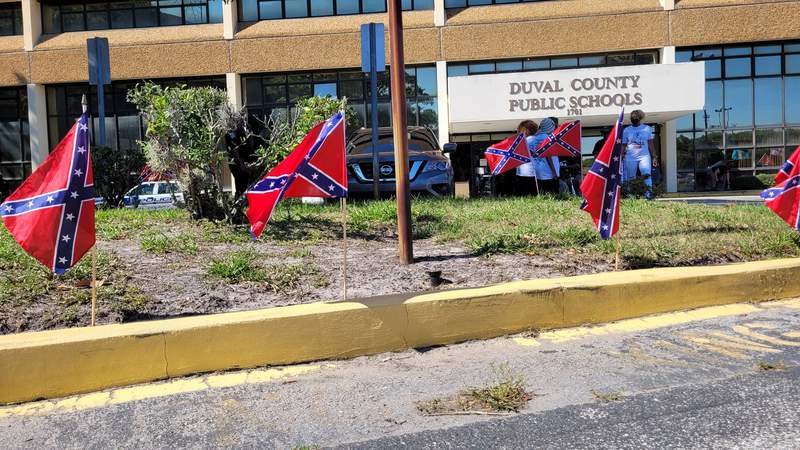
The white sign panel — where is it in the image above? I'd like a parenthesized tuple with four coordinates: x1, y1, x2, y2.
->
(448, 62, 705, 133)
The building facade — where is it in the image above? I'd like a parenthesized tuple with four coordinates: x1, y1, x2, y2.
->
(1, 0, 799, 196)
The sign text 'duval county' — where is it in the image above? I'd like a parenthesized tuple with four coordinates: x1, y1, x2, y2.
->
(447, 62, 705, 132)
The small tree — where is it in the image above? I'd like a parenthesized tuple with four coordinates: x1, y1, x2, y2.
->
(128, 83, 232, 221)
(92, 145, 146, 207)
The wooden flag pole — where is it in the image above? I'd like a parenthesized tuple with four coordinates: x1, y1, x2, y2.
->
(91, 245, 97, 326)
(534, 175, 540, 196)
(340, 197, 348, 301)
(614, 233, 622, 271)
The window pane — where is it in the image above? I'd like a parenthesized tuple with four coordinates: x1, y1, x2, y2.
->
(704, 59, 721, 78)
(754, 45, 781, 55)
(700, 80, 722, 129)
(264, 84, 287, 103)
(726, 148, 752, 169)
(693, 48, 721, 59)
(676, 50, 692, 63)
(42, 6, 60, 33)
(245, 78, 262, 105)
(416, 67, 437, 98)
(63, 13, 85, 32)
(523, 59, 549, 71)
(675, 113, 693, 132)
(117, 115, 141, 152)
(787, 128, 800, 145)
(111, 9, 135, 28)
(363, 0, 385, 13)
(314, 83, 337, 98)
(755, 128, 783, 147)
(445, 0, 466, 6)
(240, 0, 258, 20)
(0, 121, 21, 162)
(208, 0, 223, 22)
(288, 84, 312, 101)
(447, 65, 467, 77)
(496, 61, 522, 72)
(724, 57, 751, 77)
(676, 132, 694, 171)
(87, 11, 109, 30)
(724, 79, 753, 128)
(579, 55, 605, 67)
(414, 0, 433, 9)
(787, 55, 800, 74)
(724, 46, 751, 56)
(726, 129, 753, 148)
(284, 0, 308, 17)
(336, 0, 359, 14)
(184, 5, 207, 23)
(607, 54, 635, 66)
(311, 0, 333, 16)
(159, 7, 183, 25)
(787, 77, 800, 124)
(135, 8, 158, 27)
(754, 78, 781, 126)
(339, 79, 364, 100)
(636, 53, 656, 65)
(258, 1, 282, 19)
(551, 57, 577, 69)
(755, 55, 781, 76)
(418, 99, 437, 130)
(468, 63, 494, 74)
(756, 147, 784, 168)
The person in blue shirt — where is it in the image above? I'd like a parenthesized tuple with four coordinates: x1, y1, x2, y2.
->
(513, 120, 539, 196)
(523, 117, 560, 195)
(621, 110, 658, 199)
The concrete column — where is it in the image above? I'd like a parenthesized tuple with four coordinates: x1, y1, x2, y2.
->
(223, 73, 242, 192)
(433, 0, 446, 27)
(21, 0, 42, 51)
(223, 0, 238, 39)
(226, 72, 242, 108)
(26, 84, 49, 171)
(660, 46, 678, 192)
(435, 61, 450, 147)
(660, 0, 675, 10)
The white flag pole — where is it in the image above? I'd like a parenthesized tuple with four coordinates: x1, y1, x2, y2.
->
(340, 196, 348, 302)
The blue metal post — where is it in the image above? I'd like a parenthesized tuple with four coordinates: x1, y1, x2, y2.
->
(369, 23, 380, 200)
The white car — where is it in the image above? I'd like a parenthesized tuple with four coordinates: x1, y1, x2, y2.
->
(122, 181, 184, 209)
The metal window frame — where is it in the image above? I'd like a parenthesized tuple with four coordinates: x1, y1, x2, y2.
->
(447, 50, 661, 76)
(42, 0, 218, 33)
(239, 0, 424, 22)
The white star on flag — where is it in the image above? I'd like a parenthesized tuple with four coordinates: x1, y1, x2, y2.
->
(312, 173, 319, 180)
(79, 123, 88, 131)
(61, 235, 71, 243)
(602, 225, 609, 230)
(74, 169, 83, 177)
(611, 175, 616, 180)
(58, 257, 67, 264)
(607, 191, 613, 197)
(605, 208, 611, 214)
(769, 191, 775, 197)
(27, 201, 34, 208)
(4, 205, 11, 212)
(66, 213, 75, 221)
(613, 157, 619, 162)
(328, 184, 335, 191)
(70, 191, 78, 199)
(47, 196, 54, 203)
(77, 146, 86, 154)
(269, 181, 275, 188)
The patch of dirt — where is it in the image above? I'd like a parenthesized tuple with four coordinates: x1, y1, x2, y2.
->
(2, 237, 611, 333)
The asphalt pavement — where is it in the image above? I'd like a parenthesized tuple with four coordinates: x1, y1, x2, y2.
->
(1, 299, 799, 449)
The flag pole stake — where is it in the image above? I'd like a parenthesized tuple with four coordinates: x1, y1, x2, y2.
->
(341, 197, 348, 302)
(614, 234, 621, 271)
(534, 175, 540, 196)
(91, 245, 97, 326)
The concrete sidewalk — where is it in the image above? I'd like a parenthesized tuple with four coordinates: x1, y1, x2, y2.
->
(658, 195, 762, 205)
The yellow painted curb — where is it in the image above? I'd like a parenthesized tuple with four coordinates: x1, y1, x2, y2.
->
(2, 258, 800, 404)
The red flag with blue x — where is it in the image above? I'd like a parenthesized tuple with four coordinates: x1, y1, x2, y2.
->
(761, 146, 800, 230)
(246, 112, 347, 239)
(580, 110, 623, 240)
(484, 133, 531, 176)
(0, 112, 95, 274)
(532, 120, 582, 158)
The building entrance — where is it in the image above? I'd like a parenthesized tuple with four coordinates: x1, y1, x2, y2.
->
(449, 124, 663, 197)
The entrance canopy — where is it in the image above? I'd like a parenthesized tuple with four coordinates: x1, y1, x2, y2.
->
(448, 62, 705, 133)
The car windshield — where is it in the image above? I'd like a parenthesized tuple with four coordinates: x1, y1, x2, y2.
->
(348, 130, 438, 155)
(130, 184, 154, 196)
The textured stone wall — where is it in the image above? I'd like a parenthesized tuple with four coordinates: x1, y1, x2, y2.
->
(1, 0, 800, 87)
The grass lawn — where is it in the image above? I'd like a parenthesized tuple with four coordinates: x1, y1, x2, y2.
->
(1, 196, 797, 332)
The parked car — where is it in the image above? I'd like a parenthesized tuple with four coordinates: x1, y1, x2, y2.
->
(122, 181, 183, 209)
(346, 127, 455, 197)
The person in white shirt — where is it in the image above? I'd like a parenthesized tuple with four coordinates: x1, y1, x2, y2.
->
(514, 120, 539, 196)
(621, 110, 658, 199)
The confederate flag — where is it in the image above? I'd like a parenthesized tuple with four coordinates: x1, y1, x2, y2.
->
(246, 112, 347, 239)
(532, 120, 582, 158)
(0, 112, 95, 274)
(484, 133, 531, 176)
(762, 145, 800, 230)
(580, 110, 624, 240)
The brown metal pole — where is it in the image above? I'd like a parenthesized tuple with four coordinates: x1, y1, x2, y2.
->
(387, 0, 413, 264)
